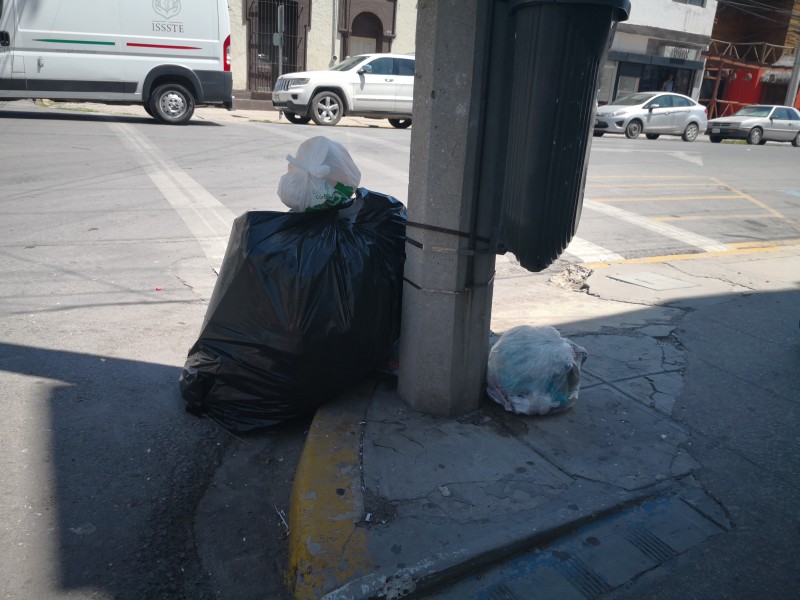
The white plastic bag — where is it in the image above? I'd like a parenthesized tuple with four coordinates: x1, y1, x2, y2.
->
(486, 325, 588, 416)
(277, 136, 362, 212)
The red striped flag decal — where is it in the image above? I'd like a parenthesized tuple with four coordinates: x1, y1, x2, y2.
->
(127, 43, 200, 50)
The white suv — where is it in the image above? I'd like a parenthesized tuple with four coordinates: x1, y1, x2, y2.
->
(271, 53, 414, 128)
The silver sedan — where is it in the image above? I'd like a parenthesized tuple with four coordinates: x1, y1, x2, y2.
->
(594, 92, 708, 142)
(705, 105, 800, 146)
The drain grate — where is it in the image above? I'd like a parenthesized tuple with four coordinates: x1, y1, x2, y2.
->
(553, 554, 614, 597)
(625, 527, 677, 563)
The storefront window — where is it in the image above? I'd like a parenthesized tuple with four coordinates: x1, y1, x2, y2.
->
(614, 62, 695, 99)
(597, 63, 617, 105)
(616, 63, 640, 99)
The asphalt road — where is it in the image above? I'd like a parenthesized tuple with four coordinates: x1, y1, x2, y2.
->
(0, 100, 798, 599)
(0, 101, 413, 600)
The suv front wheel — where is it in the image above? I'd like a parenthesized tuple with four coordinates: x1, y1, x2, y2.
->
(311, 91, 343, 126)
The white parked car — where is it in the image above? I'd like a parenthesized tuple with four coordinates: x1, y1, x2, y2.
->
(594, 92, 708, 142)
(271, 53, 414, 128)
(705, 105, 800, 145)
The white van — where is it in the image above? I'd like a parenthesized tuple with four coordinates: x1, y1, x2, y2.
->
(0, 0, 232, 124)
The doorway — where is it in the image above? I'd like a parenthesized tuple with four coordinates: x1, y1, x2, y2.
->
(347, 11, 383, 57)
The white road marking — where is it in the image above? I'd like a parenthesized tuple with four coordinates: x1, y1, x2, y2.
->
(107, 125, 725, 271)
(592, 147, 704, 166)
(584, 199, 730, 253)
(564, 237, 625, 263)
(666, 151, 704, 166)
(109, 123, 236, 270)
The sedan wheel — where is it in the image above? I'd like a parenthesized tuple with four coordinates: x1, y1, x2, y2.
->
(625, 120, 642, 139)
(746, 127, 763, 145)
(793, 133, 800, 147)
(310, 91, 343, 126)
(388, 118, 412, 129)
(682, 122, 699, 142)
(645, 133, 660, 140)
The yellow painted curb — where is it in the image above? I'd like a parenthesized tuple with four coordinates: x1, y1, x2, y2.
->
(288, 396, 375, 600)
(584, 240, 800, 269)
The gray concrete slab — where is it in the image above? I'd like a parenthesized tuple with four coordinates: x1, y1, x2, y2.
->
(364, 392, 572, 511)
(608, 271, 701, 291)
(512, 384, 698, 491)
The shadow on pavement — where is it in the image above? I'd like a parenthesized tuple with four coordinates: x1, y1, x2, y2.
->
(287, 286, 800, 600)
(0, 107, 223, 126)
(0, 341, 227, 599)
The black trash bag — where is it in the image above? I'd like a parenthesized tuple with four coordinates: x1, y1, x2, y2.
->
(179, 188, 406, 431)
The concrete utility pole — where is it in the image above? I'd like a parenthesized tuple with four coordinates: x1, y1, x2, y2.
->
(397, 0, 496, 416)
(784, 48, 800, 108)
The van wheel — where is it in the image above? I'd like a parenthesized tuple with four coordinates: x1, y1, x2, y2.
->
(709, 135, 722, 143)
(310, 91, 343, 126)
(284, 111, 311, 124)
(150, 83, 195, 125)
(143, 103, 154, 118)
(593, 131, 604, 137)
(389, 118, 412, 129)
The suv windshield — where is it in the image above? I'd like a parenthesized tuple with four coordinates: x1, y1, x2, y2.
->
(330, 56, 368, 72)
(733, 106, 772, 118)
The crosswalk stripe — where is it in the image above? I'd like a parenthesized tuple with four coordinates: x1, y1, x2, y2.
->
(584, 199, 730, 253)
(110, 123, 236, 271)
(564, 237, 625, 263)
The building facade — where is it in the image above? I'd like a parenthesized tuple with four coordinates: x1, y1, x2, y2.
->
(227, 1, 727, 104)
(701, 0, 800, 116)
(228, 0, 416, 96)
(598, 0, 718, 104)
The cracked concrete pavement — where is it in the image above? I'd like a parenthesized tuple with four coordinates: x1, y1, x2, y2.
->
(287, 246, 800, 599)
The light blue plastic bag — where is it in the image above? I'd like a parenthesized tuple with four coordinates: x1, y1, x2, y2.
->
(487, 325, 588, 416)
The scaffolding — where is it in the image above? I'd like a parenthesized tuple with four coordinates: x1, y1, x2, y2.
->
(701, 39, 796, 118)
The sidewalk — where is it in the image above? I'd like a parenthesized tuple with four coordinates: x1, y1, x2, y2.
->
(286, 245, 800, 599)
(25, 99, 396, 128)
